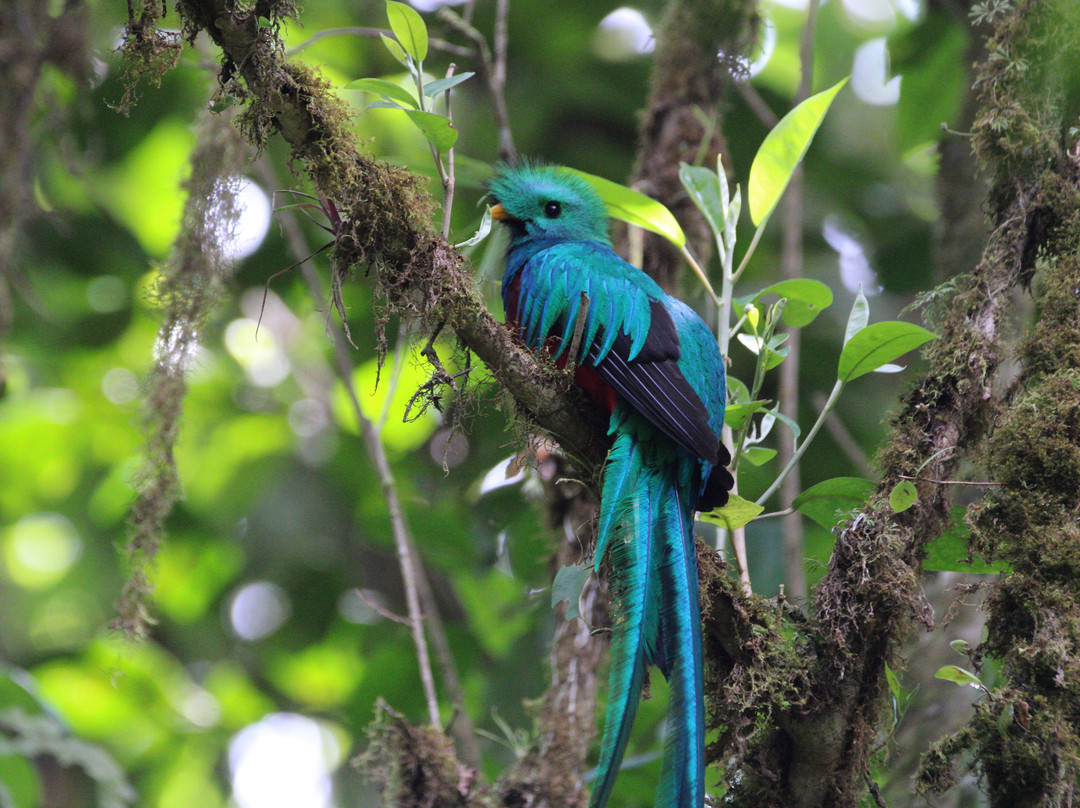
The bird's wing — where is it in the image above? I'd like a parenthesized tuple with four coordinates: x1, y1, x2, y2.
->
(513, 243, 720, 464)
(587, 310, 720, 465)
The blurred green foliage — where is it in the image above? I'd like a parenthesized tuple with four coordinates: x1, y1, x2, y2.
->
(1, 0, 975, 805)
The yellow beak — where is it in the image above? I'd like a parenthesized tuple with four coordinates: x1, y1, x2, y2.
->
(489, 203, 509, 220)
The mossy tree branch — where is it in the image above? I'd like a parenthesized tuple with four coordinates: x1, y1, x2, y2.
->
(168, 0, 613, 479)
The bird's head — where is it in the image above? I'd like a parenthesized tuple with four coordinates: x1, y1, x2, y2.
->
(488, 163, 610, 245)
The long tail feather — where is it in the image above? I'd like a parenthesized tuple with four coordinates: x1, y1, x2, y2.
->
(591, 415, 706, 808)
(589, 427, 663, 808)
(655, 478, 705, 808)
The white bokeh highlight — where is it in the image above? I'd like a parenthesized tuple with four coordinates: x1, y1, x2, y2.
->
(851, 38, 901, 106)
(229, 713, 340, 808)
(823, 217, 882, 295)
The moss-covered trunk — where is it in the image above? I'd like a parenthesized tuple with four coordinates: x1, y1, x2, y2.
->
(919, 3, 1080, 804)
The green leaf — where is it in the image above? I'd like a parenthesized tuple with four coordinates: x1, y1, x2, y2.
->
(751, 279, 833, 328)
(749, 78, 847, 226)
(740, 446, 776, 466)
(551, 564, 590, 621)
(838, 321, 937, 382)
(679, 162, 726, 240)
(561, 168, 686, 248)
(950, 639, 970, 656)
(380, 32, 410, 66)
(923, 506, 1008, 574)
(386, 1, 428, 62)
(885, 662, 901, 703)
(792, 477, 874, 530)
(736, 333, 763, 355)
(889, 479, 918, 513)
(727, 376, 751, 405)
(700, 494, 765, 531)
(402, 110, 458, 152)
(724, 399, 770, 429)
(763, 341, 789, 371)
(763, 406, 801, 441)
(935, 665, 986, 691)
(844, 287, 870, 346)
(345, 78, 419, 109)
(423, 72, 475, 96)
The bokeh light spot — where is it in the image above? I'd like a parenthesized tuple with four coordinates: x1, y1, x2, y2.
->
(4, 513, 82, 588)
(228, 581, 291, 641)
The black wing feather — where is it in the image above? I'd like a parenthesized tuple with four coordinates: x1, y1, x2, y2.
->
(588, 300, 720, 464)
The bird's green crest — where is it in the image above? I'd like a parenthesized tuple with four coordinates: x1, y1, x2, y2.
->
(489, 162, 611, 244)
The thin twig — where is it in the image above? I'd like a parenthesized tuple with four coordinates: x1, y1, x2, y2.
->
(778, 0, 820, 601)
(376, 320, 411, 435)
(563, 291, 591, 376)
(441, 63, 457, 240)
(438, 5, 516, 161)
(262, 161, 443, 732)
(864, 769, 889, 808)
(357, 588, 413, 625)
(897, 475, 1004, 486)
(734, 79, 779, 129)
(753, 507, 796, 521)
(811, 390, 873, 475)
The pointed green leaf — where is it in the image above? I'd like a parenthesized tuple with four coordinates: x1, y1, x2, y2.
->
(561, 168, 686, 248)
(751, 278, 834, 328)
(935, 665, 986, 691)
(740, 446, 777, 466)
(551, 564, 590, 621)
(386, 1, 428, 62)
(762, 406, 801, 441)
(838, 321, 937, 382)
(345, 78, 419, 109)
(885, 662, 901, 703)
(950, 639, 970, 656)
(749, 78, 847, 225)
(700, 494, 765, 531)
(889, 479, 918, 513)
(727, 376, 751, 405)
(792, 477, 874, 530)
(844, 286, 870, 345)
(423, 71, 476, 96)
(402, 110, 458, 152)
(380, 32, 410, 66)
(763, 343, 789, 370)
(679, 162, 726, 239)
(723, 399, 770, 429)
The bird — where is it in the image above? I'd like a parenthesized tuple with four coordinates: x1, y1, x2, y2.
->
(488, 162, 733, 808)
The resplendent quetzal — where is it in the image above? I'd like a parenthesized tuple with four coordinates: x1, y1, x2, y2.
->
(489, 163, 733, 808)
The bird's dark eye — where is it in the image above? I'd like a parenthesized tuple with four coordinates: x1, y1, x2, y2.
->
(543, 200, 561, 218)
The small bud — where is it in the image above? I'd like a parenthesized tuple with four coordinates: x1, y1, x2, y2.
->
(746, 304, 760, 332)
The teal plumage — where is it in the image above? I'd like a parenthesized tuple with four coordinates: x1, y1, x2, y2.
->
(490, 163, 732, 808)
